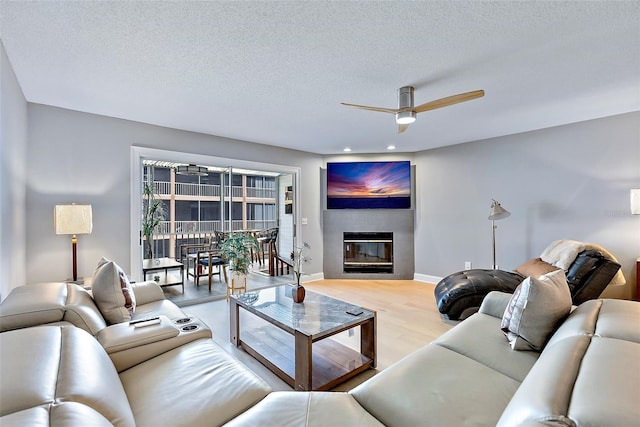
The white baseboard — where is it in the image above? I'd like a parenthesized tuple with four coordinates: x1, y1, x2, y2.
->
(302, 272, 325, 283)
(414, 273, 443, 284)
(303, 272, 439, 284)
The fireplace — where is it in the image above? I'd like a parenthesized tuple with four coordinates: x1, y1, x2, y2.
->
(343, 232, 393, 273)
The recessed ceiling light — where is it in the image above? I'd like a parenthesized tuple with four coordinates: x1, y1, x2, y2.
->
(343, 147, 352, 152)
(387, 145, 396, 150)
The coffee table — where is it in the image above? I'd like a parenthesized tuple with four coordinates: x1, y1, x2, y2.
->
(230, 285, 376, 391)
(142, 258, 184, 293)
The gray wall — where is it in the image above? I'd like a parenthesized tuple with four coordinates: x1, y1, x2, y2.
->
(25, 105, 324, 285)
(414, 112, 640, 299)
(0, 42, 27, 300)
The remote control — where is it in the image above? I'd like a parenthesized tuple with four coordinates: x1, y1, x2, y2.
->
(346, 308, 363, 316)
(133, 318, 162, 328)
(130, 316, 160, 325)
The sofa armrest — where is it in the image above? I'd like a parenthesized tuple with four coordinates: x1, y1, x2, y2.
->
(478, 291, 511, 319)
(131, 281, 165, 305)
(97, 316, 212, 372)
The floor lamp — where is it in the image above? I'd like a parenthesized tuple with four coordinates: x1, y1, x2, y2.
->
(488, 199, 510, 270)
(55, 204, 93, 281)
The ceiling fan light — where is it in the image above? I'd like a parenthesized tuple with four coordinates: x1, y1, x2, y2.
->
(396, 111, 416, 124)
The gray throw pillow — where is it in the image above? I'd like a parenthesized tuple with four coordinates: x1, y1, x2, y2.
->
(91, 257, 136, 324)
(501, 270, 571, 351)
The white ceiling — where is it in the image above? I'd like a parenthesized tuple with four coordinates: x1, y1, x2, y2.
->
(1, 1, 639, 155)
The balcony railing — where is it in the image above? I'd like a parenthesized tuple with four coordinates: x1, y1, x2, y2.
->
(175, 183, 220, 197)
(151, 181, 169, 195)
(246, 186, 276, 199)
(146, 220, 278, 259)
(156, 220, 277, 235)
(154, 181, 272, 200)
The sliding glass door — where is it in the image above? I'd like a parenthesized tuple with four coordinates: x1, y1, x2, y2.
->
(141, 161, 291, 261)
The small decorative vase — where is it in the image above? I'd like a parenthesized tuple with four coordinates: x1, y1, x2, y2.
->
(291, 283, 306, 303)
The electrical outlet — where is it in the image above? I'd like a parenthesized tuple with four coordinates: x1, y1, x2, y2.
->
(348, 329, 354, 337)
(301, 217, 308, 225)
(465, 261, 472, 270)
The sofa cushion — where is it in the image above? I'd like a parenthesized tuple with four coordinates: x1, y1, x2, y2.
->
(92, 257, 136, 324)
(514, 257, 560, 278)
(0, 325, 136, 426)
(350, 343, 521, 427)
(433, 311, 539, 382)
(547, 299, 640, 348)
(0, 283, 68, 332)
(501, 270, 571, 351)
(225, 391, 384, 427)
(119, 338, 271, 426)
(497, 335, 640, 426)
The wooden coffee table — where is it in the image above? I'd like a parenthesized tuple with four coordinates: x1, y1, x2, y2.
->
(142, 257, 184, 293)
(230, 285, 376, 391)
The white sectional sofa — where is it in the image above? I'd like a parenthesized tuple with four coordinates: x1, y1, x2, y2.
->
(1, 281, 639, 426)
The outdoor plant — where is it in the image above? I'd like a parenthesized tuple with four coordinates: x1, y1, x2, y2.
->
(290, 242, 311, 285)
(142, 182, 165, 259)
(219, 232, 259, 276)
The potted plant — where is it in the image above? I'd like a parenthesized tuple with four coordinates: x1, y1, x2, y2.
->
(219, 232, 258, 292)
(142, 182, 165, 260)
(290, 242, 311, 303)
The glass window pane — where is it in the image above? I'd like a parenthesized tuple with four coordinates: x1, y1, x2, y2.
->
(200, 201, 219, 220)
(175, 200, 199, 221)
(153, 167, 171, 182)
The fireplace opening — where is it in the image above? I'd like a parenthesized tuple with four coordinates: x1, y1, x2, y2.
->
(343, 232, 393, 273)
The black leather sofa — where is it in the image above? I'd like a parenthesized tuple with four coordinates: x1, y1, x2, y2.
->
(435, 249, 621, 320)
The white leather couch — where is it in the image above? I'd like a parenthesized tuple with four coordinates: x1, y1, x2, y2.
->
(0, 282, 272, 425)
(1, 283, 639, 426)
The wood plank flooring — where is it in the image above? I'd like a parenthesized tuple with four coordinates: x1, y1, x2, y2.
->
(183, 279, 457, 391)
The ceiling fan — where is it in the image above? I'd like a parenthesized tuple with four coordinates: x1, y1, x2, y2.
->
(341, 86, 485, 134)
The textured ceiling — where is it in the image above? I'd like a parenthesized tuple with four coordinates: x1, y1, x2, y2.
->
(1, 1, 639, 155)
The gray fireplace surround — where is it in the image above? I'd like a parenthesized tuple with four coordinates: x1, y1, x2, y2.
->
(323, 209, 415, 279)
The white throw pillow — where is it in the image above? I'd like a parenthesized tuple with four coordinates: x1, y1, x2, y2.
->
(91, 257, 136, 324)
(501, 270, 571, 351)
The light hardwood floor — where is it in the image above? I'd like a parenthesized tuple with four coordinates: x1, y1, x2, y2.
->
(183, 279, 457, 391)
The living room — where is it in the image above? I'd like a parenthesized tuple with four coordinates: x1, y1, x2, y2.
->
(1, 2, 639, 425)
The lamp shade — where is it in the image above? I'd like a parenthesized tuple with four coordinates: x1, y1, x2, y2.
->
(55, 204, 93, 235)
(488, 199, 511, 220)
(631, 189, 640, 215)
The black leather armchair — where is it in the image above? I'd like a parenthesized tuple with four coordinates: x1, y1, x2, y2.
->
(435, 249, 621, 320)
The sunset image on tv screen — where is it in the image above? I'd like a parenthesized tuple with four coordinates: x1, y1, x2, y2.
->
(327, 161, 411, 209)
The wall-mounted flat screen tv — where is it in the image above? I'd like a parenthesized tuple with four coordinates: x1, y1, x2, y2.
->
(327, 161, 411, 209)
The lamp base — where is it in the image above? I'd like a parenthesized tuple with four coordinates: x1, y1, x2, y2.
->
(71, 235, 78, 282)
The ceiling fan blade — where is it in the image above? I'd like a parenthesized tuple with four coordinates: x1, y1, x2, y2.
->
(398, 123, 409, 134)
(413, 90, 485, 113)
(341, 102, 399, 114)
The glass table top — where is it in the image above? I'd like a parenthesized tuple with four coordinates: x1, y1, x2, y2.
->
(232, 285, 374, 339)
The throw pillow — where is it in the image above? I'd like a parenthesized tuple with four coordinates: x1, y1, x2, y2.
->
(91, 257, 136, 324)
(501, 270, 571, 351)
(514, 258, 560, 278)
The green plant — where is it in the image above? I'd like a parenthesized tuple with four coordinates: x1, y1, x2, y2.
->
(219, 232, 258, 276)
(142, 182, 165, 259)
